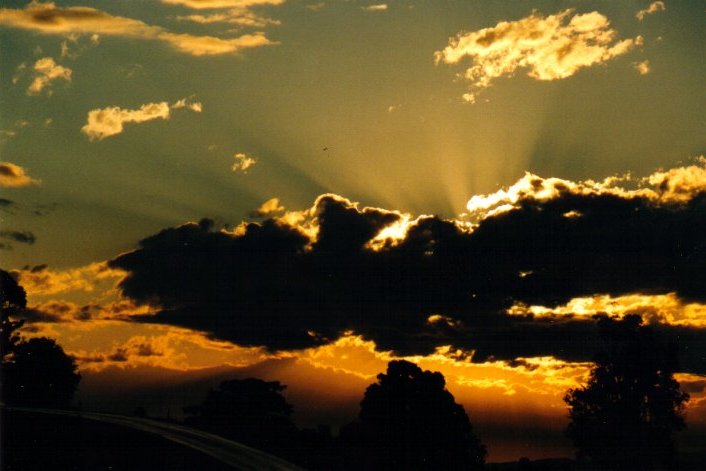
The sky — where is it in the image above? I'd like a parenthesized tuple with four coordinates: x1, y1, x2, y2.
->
(1, 0, 706, 462)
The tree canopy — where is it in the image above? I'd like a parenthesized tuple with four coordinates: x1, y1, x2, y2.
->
(1, 268, 26, 360)
(340, 359, 486, 470)
(1, 268, 81, 407)
(183, 378, 297, 449)
(564, 315, 689, 471)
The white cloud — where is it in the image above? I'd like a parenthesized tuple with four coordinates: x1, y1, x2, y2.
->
(435, 9, 642, 103)
(27, 57, 72, 95)
(364, 4, 387, 11)
(0, 2, 275, 56)
(81, 97, 202, 141)
(232, 152, 257, 173)
(636, 1, 666, 21)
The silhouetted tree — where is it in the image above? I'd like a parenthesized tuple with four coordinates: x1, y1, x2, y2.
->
(183, 378, 297, 450)
(340, 360, 486, 470)
(1, 269, 26, 360)
(564, 315, 689, 471)
(1, 269, 81, 407)
(3, 337, 81, 407)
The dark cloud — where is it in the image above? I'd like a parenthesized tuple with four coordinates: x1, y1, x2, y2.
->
(136, 343, 162, 357)
(18, 300, 104, 324)
(0, 199, 58, 216)
(21, 307, 67, 323)
(109, 191, 706, 372)
(32, 203, 59, 216)
(0, 230, 36, 245)
(28, 263, 48, 273)
(107, 348, 129, 362)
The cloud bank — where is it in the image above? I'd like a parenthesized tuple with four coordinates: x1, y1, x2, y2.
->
(435, 9, 642, 102)
(104, 162, 706, 373)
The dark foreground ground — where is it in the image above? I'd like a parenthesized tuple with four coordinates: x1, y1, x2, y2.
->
(3, 410, 704, 471)
(2, 409, 235, 471)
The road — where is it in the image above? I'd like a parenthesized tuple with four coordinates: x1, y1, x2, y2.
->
(8, 407, 306, 471)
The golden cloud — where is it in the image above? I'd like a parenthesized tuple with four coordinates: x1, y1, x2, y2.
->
(299, 333, 591, 409)
(634, 59, 650, 75)
(646, 158, 706, 204)
(27, 299, 156, 324)
(231, 152, 257, 173)
(161, 0, 284, 10)
(463, 158, 706, 220)
(0, 1, 274, 56)
(81, 97, 202, 141)
(27, 56, 72, 95)
(508, 292, 706, 328)
(636, 1, 666, 21)
(172, 96, 204, 112)
(0, 162, 41, 187)
(36, 321, 270, 371)
(15, 262, 125, 296)
(177, 9, 281, 27)
(435, 9, 642, 102)
(159, 31, 272, 56)
(252, 197, 285, 217)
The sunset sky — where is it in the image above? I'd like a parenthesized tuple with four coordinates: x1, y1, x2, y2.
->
(1, 0, 706, 462)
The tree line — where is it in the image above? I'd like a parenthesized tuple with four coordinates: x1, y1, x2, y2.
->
(0, 269, 691, 470)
